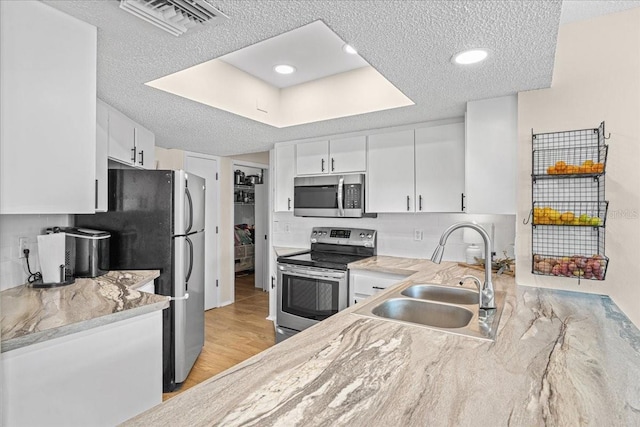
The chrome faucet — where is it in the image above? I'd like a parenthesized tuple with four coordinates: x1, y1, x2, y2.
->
(431, 222, 496, 309)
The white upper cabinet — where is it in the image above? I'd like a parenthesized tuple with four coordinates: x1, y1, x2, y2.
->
(328, 136, 367, 173)
(96, 99, 109, 212)
(465, 95, 517, 214)
(415, 123, 465, 212)
(273, 145, 295, 212)
(295, 136, 366, 175)
(134, 125, 156, 169)
(295, 140, 328, 175)
(0, 1, 97, 214)
(105, 102, 155, 169)
(367, 130, 416, 212)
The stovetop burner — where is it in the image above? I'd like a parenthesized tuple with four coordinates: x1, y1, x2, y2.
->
(277, 227, 377, 271)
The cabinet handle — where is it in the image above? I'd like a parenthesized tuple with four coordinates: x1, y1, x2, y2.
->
(288, 197, 291, 210)
(419, 195, 423, 211)
(95, 179, 98, 210)
(271, 276, 275, 289)
(130, 147, 136, 163)
(407, 195, 410, 211)
(331, 158, 335, 172)
(372, 286, 385, 290)
(321, 158, 325, 172)
(139, 150, 144, 166)
(461, 193, 465, 212)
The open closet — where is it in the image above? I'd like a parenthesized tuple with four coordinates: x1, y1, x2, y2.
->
(233, 164, 268, 293)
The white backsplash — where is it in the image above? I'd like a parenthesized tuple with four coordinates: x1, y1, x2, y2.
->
(0, 214, 71, 291)
(273, 212, 516, 262)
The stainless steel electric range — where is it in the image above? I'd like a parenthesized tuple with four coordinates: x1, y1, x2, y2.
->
(275, 227, 377, 342)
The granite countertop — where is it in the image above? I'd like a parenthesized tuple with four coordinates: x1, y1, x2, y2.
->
(125, 257, 640, 426)
(273, 246, 309, 257)
(1, 270, 169, 352)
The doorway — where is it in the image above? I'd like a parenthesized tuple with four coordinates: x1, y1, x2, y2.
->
(232, 162, 269, 301)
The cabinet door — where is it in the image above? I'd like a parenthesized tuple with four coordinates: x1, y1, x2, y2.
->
(367, 130, 415, 213)
(0, 1, 96, 214)
(95, 99, 109, 212)
(415, 123, 465, 212)
(329, 136, 366, 173)
(296, 140, 329, 175)
(465, 95, 517, 214)
(135, 125, 156, 169)
(108, 108, 136, 165)
(274, 145, 295, 212)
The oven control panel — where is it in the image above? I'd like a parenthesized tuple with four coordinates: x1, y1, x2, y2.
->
(310, 227, 377, 248)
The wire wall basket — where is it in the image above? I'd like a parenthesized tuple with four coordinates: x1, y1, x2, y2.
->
(530, 121, 609, 282)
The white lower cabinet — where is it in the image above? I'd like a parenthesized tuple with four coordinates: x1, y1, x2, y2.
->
(1, 311, 163, 426)
(349, 269, 411, 306)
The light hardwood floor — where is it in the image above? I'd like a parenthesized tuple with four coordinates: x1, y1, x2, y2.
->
(163, 273, 275, 401)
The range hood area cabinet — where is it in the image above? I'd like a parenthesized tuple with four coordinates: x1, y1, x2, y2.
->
(0, 1, 98, 214)
(296, 136, 366, 175)
(367, 123, 465, 213)
(104, 101, 156, 170)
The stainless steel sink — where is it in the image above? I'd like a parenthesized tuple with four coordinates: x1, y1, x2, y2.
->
(371, 298, 473, 328)
(353, 281, 505, 341)
(401, 284, 478, 305)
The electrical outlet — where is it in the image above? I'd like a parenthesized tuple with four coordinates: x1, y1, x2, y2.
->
(414, 229, 423, 241)
(18, 237, 29, 258)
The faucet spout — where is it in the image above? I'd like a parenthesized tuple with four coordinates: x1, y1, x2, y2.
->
(432, 222, 495, 309)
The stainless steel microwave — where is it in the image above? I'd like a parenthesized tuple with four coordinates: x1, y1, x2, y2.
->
(293, 174, 375, 218)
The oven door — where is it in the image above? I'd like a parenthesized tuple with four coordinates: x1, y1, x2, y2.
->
(277, 263, 348, 332)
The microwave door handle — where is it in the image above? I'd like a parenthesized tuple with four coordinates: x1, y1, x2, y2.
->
(337, 176, 345, 217)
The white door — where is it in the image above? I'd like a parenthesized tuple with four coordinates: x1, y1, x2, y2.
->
(185, 154, 219, 310)
(108, 108, 136, 165)
(254, 173, 269, 291)
(296, 140, 328, 175)
(134, 124, 156, 169)
(367, 130, 416, 213)
(415, 123, 465, 212)
(329, 135, 367, 173)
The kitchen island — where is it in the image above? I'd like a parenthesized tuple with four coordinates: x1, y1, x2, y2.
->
(1, 270, 169, 426)
(125, 258, 640, 426)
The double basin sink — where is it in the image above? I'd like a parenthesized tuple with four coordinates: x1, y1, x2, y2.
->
(354, 282, 505, 341)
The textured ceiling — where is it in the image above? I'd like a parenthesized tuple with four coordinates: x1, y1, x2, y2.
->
(43, 0, 568, 156)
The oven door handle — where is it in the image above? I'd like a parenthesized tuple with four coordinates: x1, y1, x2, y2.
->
(279, 265, 346, 280)
(337, 176, 345, 217)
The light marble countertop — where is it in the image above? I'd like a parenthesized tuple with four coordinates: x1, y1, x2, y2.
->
(1, 270, 168, 352)
(125, 257, 640, 426)
(273, 246, 309, 257)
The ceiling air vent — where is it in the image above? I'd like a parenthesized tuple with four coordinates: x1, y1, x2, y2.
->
(119, 0, 229, 36)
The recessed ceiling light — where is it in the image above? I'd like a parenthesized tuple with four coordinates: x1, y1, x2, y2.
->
(273, 64, 296, 74)
(452, 49, 488, 65)
(343, 44, 357, 55)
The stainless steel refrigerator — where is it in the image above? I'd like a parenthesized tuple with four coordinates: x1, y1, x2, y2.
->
(76, 169, 205, 392)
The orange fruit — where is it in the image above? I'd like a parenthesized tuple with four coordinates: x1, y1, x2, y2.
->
(566, 165, 577, 174)
(547, 166, 557, 175)
(555, 161, 567, 172)
(577, 165, 589, 174)
(582, 160, 594, 167)
(594, 163, 604, 173)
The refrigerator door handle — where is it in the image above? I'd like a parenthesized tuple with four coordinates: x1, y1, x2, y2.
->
(185, 187, 194, 234)
(185, 235, 194, 289)
(170, 293, 190, 301)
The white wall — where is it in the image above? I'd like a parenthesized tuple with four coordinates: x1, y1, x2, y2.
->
(516, 9, 640, 325)
(273, 212, 516, 263)
(0, 215, 70, 291)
